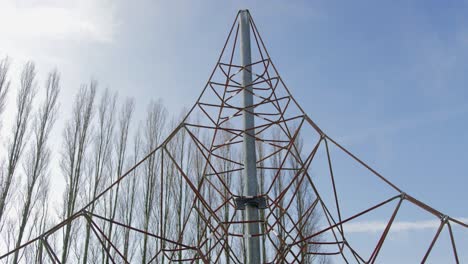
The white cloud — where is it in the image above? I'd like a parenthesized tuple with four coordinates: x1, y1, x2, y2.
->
(0, 0, 116, 43)
(343, 217, 468, 234)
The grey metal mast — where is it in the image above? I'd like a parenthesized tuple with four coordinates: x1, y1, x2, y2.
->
(240, 9, 261, 264)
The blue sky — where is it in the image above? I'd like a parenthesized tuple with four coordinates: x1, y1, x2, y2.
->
(0, 0, 467, 262)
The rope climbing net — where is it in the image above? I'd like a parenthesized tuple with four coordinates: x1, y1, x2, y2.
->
(1, 10, 467, 264)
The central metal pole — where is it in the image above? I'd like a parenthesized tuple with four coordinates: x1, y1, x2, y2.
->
(240, 9, 261, 264)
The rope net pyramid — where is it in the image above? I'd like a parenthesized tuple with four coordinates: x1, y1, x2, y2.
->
(1, 10, 467, 264)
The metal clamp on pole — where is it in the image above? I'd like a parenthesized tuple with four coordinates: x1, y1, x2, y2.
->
(234, 196, 268, 210)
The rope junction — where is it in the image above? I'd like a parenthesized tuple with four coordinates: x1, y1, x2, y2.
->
(1, 10, 467, 264)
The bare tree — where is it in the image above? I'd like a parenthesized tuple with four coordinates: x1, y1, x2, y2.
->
(140, 100, 166, 263)
(121, 124, 141, 261)
(12, 70, 60, 263)
(193, 132, 205, 263)
(271, 126, 286, 258)
(82, 88, 116, 264)
(104, 97, 134, 264)
(60, 82, 96, 263)
(160, 117, 179, 263)
(160, 111, 190, 262)
(0, 62, 36, 224)
(289, 128, 324, 263)
(33, 184, 51, 263)
(214, 123, 235, 264)
(0, 57, 10, 237)
(0, 57, 10, 132)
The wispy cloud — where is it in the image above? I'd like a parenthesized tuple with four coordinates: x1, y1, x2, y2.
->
(0, 0, 116, 43)
(337, 103, 468, 145)
(343, 217, 468, 234)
